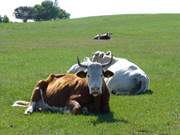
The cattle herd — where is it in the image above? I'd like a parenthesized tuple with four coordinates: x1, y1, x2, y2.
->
(13, 51, 149, 115)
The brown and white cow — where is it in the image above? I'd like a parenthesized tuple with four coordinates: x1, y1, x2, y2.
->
(13, 56, 114, 115)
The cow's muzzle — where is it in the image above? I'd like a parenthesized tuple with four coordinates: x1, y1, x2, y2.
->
(91, 87, 101, 97)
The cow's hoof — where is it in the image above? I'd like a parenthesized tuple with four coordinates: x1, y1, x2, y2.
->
(81, 107, 89, 115)
(24, 106, 33, 115)
(24, 110, 32, 115)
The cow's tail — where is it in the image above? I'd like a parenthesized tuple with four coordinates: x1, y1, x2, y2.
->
(12, 100, 30, 107)
(134, 74, 149, 94)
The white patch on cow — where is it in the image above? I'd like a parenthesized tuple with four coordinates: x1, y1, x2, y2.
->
(24, 102, 36, 115)
(86, 63, 103, 95)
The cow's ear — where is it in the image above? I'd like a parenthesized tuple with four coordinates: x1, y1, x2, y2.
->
(103, 70, 114, 78)
(76, 71, 87, 78)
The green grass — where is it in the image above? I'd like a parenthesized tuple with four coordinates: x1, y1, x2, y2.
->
(0, 14, 180, 135)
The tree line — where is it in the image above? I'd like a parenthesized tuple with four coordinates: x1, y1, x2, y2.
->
(14, 0, 70, 22)
(0, 0, 70, 23)
(0, 15, 10, 23)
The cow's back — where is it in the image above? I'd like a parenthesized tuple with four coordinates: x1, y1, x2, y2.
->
(44, 74, 88, 107)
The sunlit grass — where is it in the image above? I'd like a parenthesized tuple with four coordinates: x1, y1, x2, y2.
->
(0, 14, 180, 135)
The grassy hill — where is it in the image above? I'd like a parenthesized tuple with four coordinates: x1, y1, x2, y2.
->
(0, 14, 180, 135)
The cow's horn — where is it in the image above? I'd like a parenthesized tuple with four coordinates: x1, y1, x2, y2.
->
(77, 56, 88, 68)
(102, 54, 113, 68)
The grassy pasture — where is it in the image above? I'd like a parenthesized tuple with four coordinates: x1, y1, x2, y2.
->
(0, 14, 180, 135)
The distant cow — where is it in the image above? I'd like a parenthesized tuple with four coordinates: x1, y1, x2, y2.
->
(13, 56, 114, 115)
(94, 32, 112, 40)
(67, 51, 149, 95)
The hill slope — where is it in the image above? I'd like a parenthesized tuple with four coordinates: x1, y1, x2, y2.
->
(0, 14, 180, 135)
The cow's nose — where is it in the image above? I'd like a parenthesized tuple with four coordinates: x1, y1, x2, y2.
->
(91, 87, 100, 97)
(92, 87, 100, 91)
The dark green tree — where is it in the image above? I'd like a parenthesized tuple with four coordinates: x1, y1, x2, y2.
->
(33, 0, 59, 21)
(58, 9, 70, 19)
(32, 4, 44, 21)
(33, 0, 70, 21)
(0, 15, 2, 23)
(14, 6, 33, 22)
(14, 0, 70, 22)
(2, 15, 9, 23)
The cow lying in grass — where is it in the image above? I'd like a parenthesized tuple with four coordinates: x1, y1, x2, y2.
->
(67, 51, 149, 95)
(94, 32, 112, 40)
(13, 56, 114, 115)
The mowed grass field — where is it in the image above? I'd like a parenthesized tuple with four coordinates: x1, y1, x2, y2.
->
(0, 14, 180, 135)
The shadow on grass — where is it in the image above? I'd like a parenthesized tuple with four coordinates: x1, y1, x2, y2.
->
(91, 112, 128, 126)
(138, 89, 153, 95)
(111, 89, 153, 96)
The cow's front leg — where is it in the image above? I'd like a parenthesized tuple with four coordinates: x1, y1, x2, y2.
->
(101, 86, 110, 113)
(30, 80, 47, 102)
(65, 100, 81, 114)
(25, 80, 48, 115)
(24, 102, 36, 115)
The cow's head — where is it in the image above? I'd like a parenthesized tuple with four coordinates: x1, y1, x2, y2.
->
(76, 54, 114, 97)
(107, 32, 112, 37)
